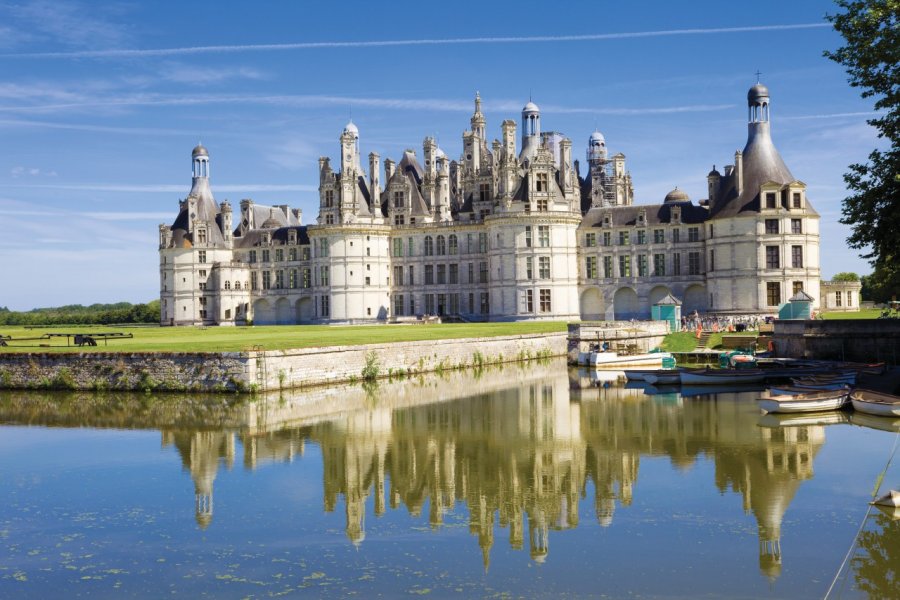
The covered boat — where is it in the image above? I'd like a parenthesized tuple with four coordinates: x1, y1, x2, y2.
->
(680, 368, 765, 385)
(757, 388, 850, 414)
(587, 351, 673, 369)
(850, 389, 900, 418)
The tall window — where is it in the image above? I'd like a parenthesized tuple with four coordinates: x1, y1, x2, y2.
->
(393, 238, 403, 257)
(289, 248, 297, 261)
(673, 253, 681, 275)
(537, 197, 548, 212)
(688, 227, 699, 242)
(538, 226, 550, 247)
(766, 246, 780, 269)
(467, 263, 473, 284)
(766, 192, 777, 209)
(619, 255, 631, 277)
(653, 229, 665, 244)
(275, 270, 284, 289)
(319, 265, 329, 286)
(262, 249, 270, 263)
(274, 249, 283, 262)
(478, 232, 488, 253)
(198, 250, 207, 264)
(636, 230, 646, 245)
(480, 292, 489, 314)
(437, 264, 446, 285)
(835, 291, 843, 307)
(424, 236, 434, 256)
(603, 232, 611, 247)
(449, 264, 458, 284)
(409, 266, 415, 286)
(448, 234, 458, 255)
(325, 190, 334, 207)
(603, 256, 613, 278)
(325, 214, 334, 225)
(767, 282, 781, 306)
(525, 289, 534, 312)
(479, 262, 488, 283)
(847, 291, 853, 306)
(791, 246, 803, 268)
(425, 265, 434, 285)
(672, 229, 680, 243)
(318, 238, 329, 257)
(526, 256, 533, 279)
(585, 232, 596, 247)
(792, 192, 801, 208)
(637, 255, 648, 277)
(619, 231, 630, 245)
(709, 249, 715, 271)
(262, 271, 271, 290)
(688, 252, 700, 275)
(394, 214, 405, 226)
(393, 191, 404, 208)
(791, 219, 802, 234)
(321, 295, 330, 317)
(394, 294, 404, 316)
(197, 229, 207, 244)
(586, 256, 598, 279)
(765, 219, 779, 234)
(302, 268, 311, 288)
(536, 173, 548, 192)
(479, 183, 490, 202)
(436, 235, 446, 255)
(408, 237, 414, 256)
(525, 226, 532, 247)
(539, 256, 551, 279)
(539, 289, 551, 313)
(393, 265, 404, 286)
(653, 254, 665, 276)
(249, 250, 257, 264)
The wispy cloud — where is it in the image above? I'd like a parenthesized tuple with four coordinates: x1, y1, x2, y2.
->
(1, 1, 128, 51)
(0, 23, 831, 59)
(0, 91, 736, 117)
(780, 111, 880, 121)
(10, 166, 56, 178)
(0, 118, 185, 136)
(4, 183, 317, 193)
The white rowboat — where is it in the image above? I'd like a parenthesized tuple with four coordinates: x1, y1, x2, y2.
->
(757, 388, 850, 414)
(587, 351, 673, 369)
(850, 389, 900, 418)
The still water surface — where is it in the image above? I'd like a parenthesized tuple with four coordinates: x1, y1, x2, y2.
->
(1, 360, 899, 598)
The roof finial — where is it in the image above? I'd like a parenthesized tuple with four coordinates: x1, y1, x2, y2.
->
(756, 70, 762, 83)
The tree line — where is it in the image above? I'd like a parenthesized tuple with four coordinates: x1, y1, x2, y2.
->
(0, 301, 160, 326)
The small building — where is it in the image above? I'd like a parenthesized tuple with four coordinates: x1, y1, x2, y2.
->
(651, 293, 681, 332)
(779, 290, 814, 320)
(820, 280, 861, 312)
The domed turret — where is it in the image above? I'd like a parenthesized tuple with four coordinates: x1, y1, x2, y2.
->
(192, 143, 209, 158)
(191, 143, 210, 179)
(748, 83, 770, 103)
(587, 130, 607, 165)
(343, 120, 359, 137)
(664, 187, 690, 204)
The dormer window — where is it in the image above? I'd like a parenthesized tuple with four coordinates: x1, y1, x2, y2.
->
(536, 173, 548, 192)
(792, 191, 802, 209)
(262, 233, 271, 245)
(288, 230, 297, 245)
(672, 207, 681, 223)
(637, 210, 646, 225)
(393, 191, 404, 209)
(603, 214, 611, 227)
(765, 192, 777, 209)
(324, 189, 334, 208)
(196, 229, 207, 245)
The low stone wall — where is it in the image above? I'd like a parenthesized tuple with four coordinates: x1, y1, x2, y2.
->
(773, 319, 900, 364)
(566, 321, 671, 363)
(0, 333, 567, 392)
(252, 332, 567, 391)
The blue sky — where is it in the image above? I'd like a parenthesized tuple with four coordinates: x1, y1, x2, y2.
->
(0, 0, 882, 310)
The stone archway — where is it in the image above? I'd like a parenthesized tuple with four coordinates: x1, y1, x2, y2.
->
(252, 299, 275, 325)
(683, 284, 709, 314)
(649, 285, 672, 307)
(580, 287, 604, 321)
(275, 298, 293, 325)
(296, 297, 313, 323)
(613, 287, 640, 320)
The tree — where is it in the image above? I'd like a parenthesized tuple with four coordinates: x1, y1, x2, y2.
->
(831, 271, 861, 281)
(824, 1, 900, 298)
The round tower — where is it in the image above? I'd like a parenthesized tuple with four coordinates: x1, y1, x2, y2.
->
(521, 100, 540, 143)
(192, 143, 209, 178)
(587, 130, 607, 167)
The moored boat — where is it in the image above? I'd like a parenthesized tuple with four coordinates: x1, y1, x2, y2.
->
(680, 368, 765, 385)
(757, 388, 850, 414)
(872, 490, 900, 508)
(850, 389, 900, 418)
(623, 368, 677, 382)
(643, 371, 682, 385)
(792, 372, 857, 386)
(768, 383, 850, 396)
(588, 351, 673, 369)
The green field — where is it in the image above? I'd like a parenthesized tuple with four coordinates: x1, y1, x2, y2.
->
(820, 309, 888, 320)
(0, 321, 568, 353)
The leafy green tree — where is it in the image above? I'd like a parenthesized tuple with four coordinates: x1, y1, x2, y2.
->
(831, 271, 861, 281)
(824, 1, 899, 299)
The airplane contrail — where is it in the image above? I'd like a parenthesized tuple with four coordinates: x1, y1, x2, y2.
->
(0, 23, 831, 59)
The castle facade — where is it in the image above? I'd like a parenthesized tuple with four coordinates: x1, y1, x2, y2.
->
(159, 83, 820, 325)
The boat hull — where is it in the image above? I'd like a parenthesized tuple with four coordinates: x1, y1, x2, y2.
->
(589, 351, 672, 369)
(850, 389, 900, 418)
(680, 369, 765, 385)
(758, 390, 849, 414)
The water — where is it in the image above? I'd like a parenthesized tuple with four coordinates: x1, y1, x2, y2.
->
(1, 359, 899, 598)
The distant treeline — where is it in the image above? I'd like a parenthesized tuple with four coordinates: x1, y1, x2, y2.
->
(0, 301, 160, 326)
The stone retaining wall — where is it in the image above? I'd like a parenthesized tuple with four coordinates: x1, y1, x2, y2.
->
(0, 333, 567, 392)
(773, 319, 900, 364)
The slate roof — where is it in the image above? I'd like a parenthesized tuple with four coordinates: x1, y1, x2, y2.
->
(580, 201, 708, 229)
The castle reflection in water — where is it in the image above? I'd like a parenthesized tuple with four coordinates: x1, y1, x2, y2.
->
(0, 360, 825, 580)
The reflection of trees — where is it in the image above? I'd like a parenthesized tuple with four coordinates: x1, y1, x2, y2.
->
(852, 509, 900, 599)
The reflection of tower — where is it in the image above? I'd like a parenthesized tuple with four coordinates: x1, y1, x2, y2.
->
(528, 512, 549, 564)
(162, 430, 236, 530)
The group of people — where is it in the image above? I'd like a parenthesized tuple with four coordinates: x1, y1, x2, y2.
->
(680, 313, 763, 334)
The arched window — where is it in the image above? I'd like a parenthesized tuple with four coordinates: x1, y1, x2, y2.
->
(448, 234, 458, 255)
(224, 281, 231, 290)
(436, 235, 446, 255)
(424, 236, 434, 256)
(234, 281, 241, 290)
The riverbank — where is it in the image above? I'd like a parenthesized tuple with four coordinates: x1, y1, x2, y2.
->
(0, 332, 567, 393)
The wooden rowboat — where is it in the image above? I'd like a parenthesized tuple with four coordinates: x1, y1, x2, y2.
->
(623, 369, 678, 382)
(757, 388, 850, 414)
(588, 351, 673, 369)
(872, 490, 900, 508)
(680, 368, 765, 385)
(768, 383, 850, 396)
(850, 389, 900, 418)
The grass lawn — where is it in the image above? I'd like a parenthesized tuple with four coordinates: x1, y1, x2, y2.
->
(659, 331, 759, 352)
(819, 309, 886, 320)
(0, 321, 568, 353)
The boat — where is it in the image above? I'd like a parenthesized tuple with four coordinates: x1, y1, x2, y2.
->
(757, 388, 850, 414)
(679, 367, 766, 385)
(768, 383, 851, 395)
(623, 369, 677, 382)
(872, 490, 900, 508)
(792, 373, 857, 386)
(729, 354, 758, 368)
(587, 350, 673, 369)
(850, 389, 900, 418)
(642, 371, 682, 385)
